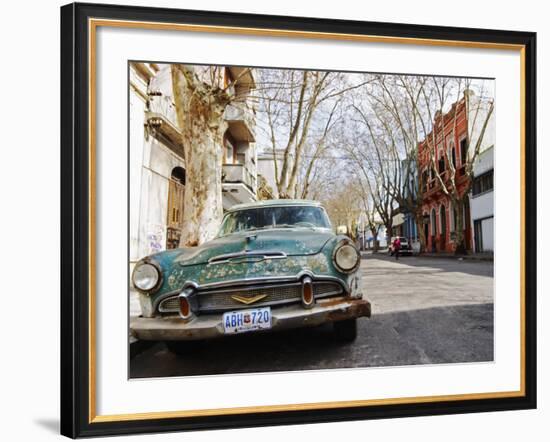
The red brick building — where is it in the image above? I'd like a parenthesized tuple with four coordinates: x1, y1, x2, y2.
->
(419, 97, 473, 253)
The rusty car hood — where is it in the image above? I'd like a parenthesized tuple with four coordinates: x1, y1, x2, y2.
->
(173, 228, 334, 267)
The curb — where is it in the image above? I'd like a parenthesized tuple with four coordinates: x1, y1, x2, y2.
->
(361, 251, 493, 262)
(419, 253, 493, 262)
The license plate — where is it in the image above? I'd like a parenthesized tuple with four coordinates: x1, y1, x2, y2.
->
(223, 307, 272, 334)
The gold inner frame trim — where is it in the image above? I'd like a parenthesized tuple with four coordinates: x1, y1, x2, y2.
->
(90, 18, 525, 50)
(88, 17, 527, 424)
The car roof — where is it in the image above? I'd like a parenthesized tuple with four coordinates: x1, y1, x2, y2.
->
(227, 199, 323, 212)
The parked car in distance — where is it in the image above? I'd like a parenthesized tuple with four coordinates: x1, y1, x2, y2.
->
(130, 199, 371, 354)
(389, 236, 413, 256)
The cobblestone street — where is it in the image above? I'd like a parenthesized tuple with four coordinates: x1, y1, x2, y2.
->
(130, 254, 494, 378)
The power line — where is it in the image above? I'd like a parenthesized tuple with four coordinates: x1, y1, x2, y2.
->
(259, 152, 404, 162)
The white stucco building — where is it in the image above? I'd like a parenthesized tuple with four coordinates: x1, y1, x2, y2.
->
(468, 90, 495, 253)
(469, 98, 495, 253)
(256, 147, 286, 198)
(470, 145, 494, 252)
(129, 63, 257, 264)
(220, 66, 258, 208)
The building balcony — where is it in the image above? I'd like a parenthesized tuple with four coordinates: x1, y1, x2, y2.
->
(422, 179, 440, 200)
(145, 95, 183, 149)
(224, 102, 256, 142)
(422, 169, 471, 202)
(222, 163, 257, 207)
(228, 67, 256, 89)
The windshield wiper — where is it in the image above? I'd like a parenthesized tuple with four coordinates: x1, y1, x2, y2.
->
(233, 224, 314, 234)
(276, 223, 318, 230)
(236, 226, 273, 234)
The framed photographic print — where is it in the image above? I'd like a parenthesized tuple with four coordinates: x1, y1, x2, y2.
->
(60, 2, 537, 438)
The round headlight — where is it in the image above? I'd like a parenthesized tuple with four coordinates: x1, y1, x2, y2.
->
(334, 244, 360, 273)
(132, 262, 160, 292)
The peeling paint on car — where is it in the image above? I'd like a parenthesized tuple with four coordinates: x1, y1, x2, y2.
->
(138, 202, 365, 320)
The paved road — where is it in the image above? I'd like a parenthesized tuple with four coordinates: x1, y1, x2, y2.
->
(130, 254, 494, 378)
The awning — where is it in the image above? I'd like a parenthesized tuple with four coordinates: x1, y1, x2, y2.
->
(392, 213, 405, 226)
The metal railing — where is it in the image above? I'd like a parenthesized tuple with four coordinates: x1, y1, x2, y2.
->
(148, 94, 179, 129)
(222, 163, 257, 192)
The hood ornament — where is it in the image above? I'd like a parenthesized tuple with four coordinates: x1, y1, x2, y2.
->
(231, 294, 268, 305)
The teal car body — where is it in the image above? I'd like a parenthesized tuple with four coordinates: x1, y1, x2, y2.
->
(131, 200, 371, 343)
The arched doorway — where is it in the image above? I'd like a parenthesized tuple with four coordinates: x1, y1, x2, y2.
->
(423, 212, 429, 253)
(430, 208, 437, 252)
(439, 204, 447, 251)
(166, 166, 185, 249)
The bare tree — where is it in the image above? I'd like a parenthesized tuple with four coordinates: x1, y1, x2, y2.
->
(323, 179, 362, 240)
(297, 100, 344, 199)
(170, 65, 244, 246)
(168, 65, 360, 246)
(346, 74, 493, 254)
(342, 102, 395, 246)
(348, 75, 428, 251)
(346, 175, 380, 252)
(257, 70, 369, 198)
(167, 63, 493, 258)
(362, 197, 382, 252)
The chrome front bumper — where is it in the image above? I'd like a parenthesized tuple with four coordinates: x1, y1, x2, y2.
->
(130, 296, 371, 341)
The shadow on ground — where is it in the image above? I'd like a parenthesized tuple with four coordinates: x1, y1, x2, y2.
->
(130, 303, 493, 379)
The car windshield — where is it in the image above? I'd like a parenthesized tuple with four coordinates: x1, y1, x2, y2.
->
(218, 205, 331, 236)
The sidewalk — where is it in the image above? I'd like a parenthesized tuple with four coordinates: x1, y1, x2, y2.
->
(421, 251, 493, 262)
(361, 249, 493, 262)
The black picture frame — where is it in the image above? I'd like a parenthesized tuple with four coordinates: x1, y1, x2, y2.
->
(60, 2, 537, 438)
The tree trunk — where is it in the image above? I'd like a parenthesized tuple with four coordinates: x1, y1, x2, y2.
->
(370, 228, 379, 252)
(180, 130, 224, 246)
(385, 222, 393, 247)
(414, 211, 427, 254)
(453, 198, 467, 255)
(171, 65, 228, 247)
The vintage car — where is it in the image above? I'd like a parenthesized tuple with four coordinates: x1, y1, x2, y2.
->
(130, 199, 371, 353)
(388, 236, 413, 256)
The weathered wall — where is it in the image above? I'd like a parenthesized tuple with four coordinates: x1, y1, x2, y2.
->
(130, 63, 258, 258)
(257, 149, 285, 198)
(129, 67, 147, 262)
(130, 64, 187, 262)
(136, 137, 186, 259)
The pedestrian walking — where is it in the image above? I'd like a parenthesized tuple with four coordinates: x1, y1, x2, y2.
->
(393, 237, 401, 260)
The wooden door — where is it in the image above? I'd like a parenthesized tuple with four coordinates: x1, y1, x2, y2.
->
(166, 168, 185, 249)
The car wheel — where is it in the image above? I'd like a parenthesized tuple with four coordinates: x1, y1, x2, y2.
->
(333, 319, 357, 342)
(164, 340, 199, 355)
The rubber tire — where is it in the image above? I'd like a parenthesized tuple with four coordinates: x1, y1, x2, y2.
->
(333, 319, 358, 342)
(164, 340, 199, 355)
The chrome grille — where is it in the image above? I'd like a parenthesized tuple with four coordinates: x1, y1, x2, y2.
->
(158, 297, 180, 312)
(157, 280, 344, 313)
(199, 283, 302, 311)
(314, 281, 344, 297)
